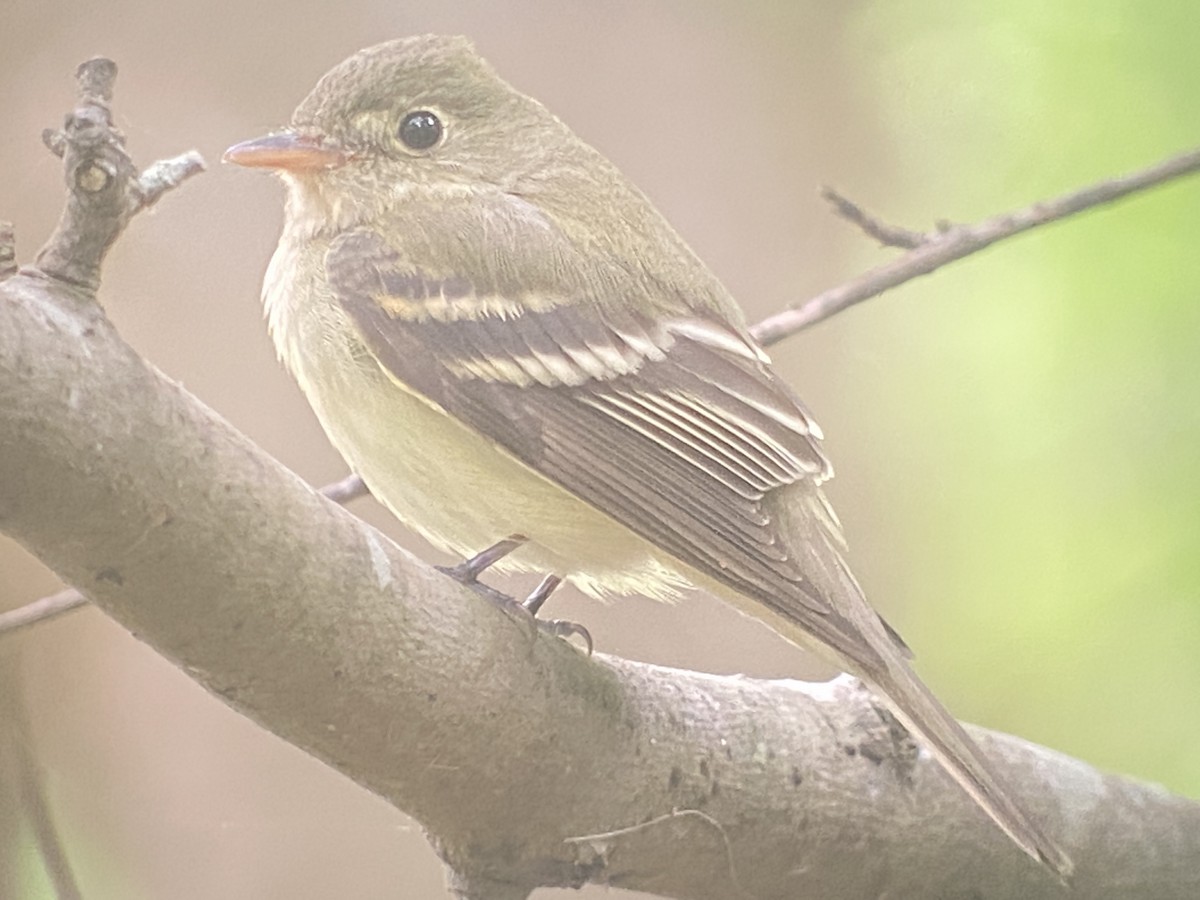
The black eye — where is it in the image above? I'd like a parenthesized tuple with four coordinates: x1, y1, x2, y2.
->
(398, 110, 443, 150)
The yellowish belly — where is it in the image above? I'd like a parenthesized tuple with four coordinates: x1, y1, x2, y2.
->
(293, 326, 690, 603)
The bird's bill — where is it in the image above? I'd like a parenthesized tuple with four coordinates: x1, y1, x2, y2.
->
(222, 131, 351, 172)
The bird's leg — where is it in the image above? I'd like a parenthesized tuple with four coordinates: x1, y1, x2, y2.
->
(438, 533, 528, 583)
(438, 539, 592, 654)
(522, 574, 561, 615)
(523, 575, 593, 656)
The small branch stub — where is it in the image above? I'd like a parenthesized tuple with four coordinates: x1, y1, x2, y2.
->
(820, 186, 926, 249)
(74, 57, 117, 104)
(33, 59, 133, 290)
(30, 57, 204, 294)
(136, 152, 207, 209)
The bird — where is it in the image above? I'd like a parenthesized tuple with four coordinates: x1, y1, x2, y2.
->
(224, 34, 1070, 876)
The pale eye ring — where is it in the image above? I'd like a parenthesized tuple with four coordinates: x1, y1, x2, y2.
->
(398, 110, 443, 150)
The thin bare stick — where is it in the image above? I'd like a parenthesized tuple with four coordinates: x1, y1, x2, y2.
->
(0, 590, 87, 635)
(0, 474, 370, 637)
(319, 472, 369, 505)
(752, 145, 1200, 347)
(32, 58, 203, 292)
(134, 152, 206, 210)
(565, 808, 745, 898)
(819, 186, 926, 249)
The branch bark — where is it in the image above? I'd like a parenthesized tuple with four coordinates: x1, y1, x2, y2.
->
(0, 474, 368, 636)
(2, 58, 1200, 900)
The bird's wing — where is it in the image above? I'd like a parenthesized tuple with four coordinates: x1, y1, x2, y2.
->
(325, 212, 890, 660)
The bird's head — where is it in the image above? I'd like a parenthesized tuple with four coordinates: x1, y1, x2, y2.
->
(224, 35, 581, 233)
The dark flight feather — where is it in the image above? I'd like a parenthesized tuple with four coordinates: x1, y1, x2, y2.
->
(325, 225, 862, 629)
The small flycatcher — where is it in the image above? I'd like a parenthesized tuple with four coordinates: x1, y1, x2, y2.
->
(225, 35, 1068, 875)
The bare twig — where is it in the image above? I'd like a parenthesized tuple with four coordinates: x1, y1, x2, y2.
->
(751, 145, 1200, 346)
(134, 152, 206, 210)
(33, 59, 134, 290)
(565, 808, 746, 898)
(820, 186, 926, 249)
(32, 58, 202, 292)
(0, 474, 369, 637)
(319, 472, 370, 505)
(0, 590, 87, 635)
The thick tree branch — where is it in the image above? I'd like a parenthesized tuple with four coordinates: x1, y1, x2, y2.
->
(2, 59, 1200, 900)
(0, 474, 368, 637)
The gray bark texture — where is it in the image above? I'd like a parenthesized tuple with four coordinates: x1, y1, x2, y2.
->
(3, 57, 1199, 900)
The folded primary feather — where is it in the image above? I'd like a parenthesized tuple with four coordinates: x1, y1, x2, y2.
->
(326, 222, 840, 622)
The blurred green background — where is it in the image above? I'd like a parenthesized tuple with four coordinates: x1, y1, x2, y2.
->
(2, 1, 1197, 897)
(840, 0, 1200, 790)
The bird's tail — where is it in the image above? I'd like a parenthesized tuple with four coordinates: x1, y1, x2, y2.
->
(864, 652, 1074, 878)
(768, 488, 1074, 878)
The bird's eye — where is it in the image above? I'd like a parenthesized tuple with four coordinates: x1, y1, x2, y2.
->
(397, 110, 443, 150)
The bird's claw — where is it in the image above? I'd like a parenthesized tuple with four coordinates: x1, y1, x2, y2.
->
(438, 540, 593, 654)
(536, 618, 593, 656)
(521, 575, 592, 654)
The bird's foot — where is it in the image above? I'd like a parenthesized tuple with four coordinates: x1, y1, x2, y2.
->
(437, 539, 592, 655)
(523, 574, 593, 655)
